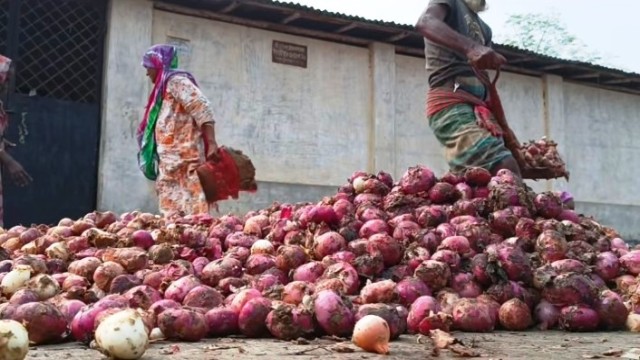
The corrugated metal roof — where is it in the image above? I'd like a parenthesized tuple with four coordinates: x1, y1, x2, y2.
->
(264, 0, 637, 75)
(156, 0, 640, 94)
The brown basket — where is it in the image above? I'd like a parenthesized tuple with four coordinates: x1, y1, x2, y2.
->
(224, 147, 258, 192)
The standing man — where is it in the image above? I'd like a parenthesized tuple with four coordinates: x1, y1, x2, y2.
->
(416, 0, 522, 177)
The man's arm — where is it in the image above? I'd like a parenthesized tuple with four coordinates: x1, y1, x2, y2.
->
(415, 3, 506, 70)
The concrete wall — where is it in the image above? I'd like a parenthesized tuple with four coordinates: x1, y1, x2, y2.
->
(98, 0, 640, 238)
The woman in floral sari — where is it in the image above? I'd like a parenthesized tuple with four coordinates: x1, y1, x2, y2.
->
(137, 44, 219, 216)
(0, 55, 32, 227)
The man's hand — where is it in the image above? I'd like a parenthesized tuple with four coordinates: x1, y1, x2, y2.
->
(205, 141, 220, 162)
(466, 45, 507, 70)
(6, 158, 32, 187)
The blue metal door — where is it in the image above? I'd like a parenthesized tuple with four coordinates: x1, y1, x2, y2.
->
(0, 0, 107, 226)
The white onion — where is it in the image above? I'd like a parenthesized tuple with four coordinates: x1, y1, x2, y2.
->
(1, 266, 31, 297)
(352, 177, 366, 194)
(95, 309, 149, 360)
(45, 242, 70, 261)
(251, 239, 275, 255)
(0, 319, 29, 360)
(149, 327, 165, 341)
(25, 274, 60, 300)
(19, 242, 38, 255)
(627, 313, 640, 332)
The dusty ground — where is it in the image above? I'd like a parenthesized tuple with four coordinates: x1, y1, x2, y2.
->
(26, 331, 639, 360)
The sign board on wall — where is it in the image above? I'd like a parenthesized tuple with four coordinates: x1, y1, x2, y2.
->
(272, 40, 308, 68)
(166, 36, 192, 69)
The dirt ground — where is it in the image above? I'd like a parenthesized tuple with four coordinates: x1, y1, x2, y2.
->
(26, 331, 639, 360)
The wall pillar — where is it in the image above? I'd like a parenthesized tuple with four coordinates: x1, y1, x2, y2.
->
(541, 74, 567, 191)
(97, 0, 156, 213)
(369, 43, 397, 174)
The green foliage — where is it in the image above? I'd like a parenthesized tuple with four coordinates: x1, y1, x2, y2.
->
(499, 13, 603, 64)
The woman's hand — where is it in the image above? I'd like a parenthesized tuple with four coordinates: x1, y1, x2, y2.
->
(206, 141, 220, 162)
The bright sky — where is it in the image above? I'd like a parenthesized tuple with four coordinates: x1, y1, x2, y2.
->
(292, 0, 638, 73)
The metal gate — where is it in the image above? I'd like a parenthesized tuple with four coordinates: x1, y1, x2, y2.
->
(0, 0, 107, 226)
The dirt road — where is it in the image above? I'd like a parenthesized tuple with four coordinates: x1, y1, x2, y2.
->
(26, 331, 639, 360)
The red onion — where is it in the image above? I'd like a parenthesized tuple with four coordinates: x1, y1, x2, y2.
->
(534, 192, 563, 219)
(428, 182, 458, 204)
(559, 305, 599, 332)
(464, 167, 492, 186)
(450, 273, 482, 298)
(557, 209, 580, 223)
(534, 300, 560, 330)
(15, 302, 67, 344)
(358, 220, 389, 239)
(430, 250, 460, 271)
(312, 232, 346, 260)
(595, 289, 628, 330)
(452, 298, 495, 332)
(313, 290, 354, 337)
(542, 273, 599, 307)
(414, 260, 451, 291)
(201, 258, 243, 287)
(158, 308, 208, 341)
(368, 234, 404, 267)
(498, 298, 532, 331)
(438, 236, 472, 258)
(266, 304, 315, 340)
(164, 275, 201, 303)
(619, 250, 640, 275)
(123, 285, 162, 309)
(320, 262, 359, 295)
(292, 262, 325, 283)
(592, 251, 619, 281)
(407, 296, 440, 333)
(131, 230, 154, 250)
(238, 297, 272, 337)
(551, 259, 587, 274)
(205, 307, 239, 337)
(416, 206, 448, 228)
(245, 254, 276, 275)
(399, 165, 436, 194)
(536, 230, 568, 263)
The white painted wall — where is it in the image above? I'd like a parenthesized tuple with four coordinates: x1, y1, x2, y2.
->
(98, 0, 640, 238)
